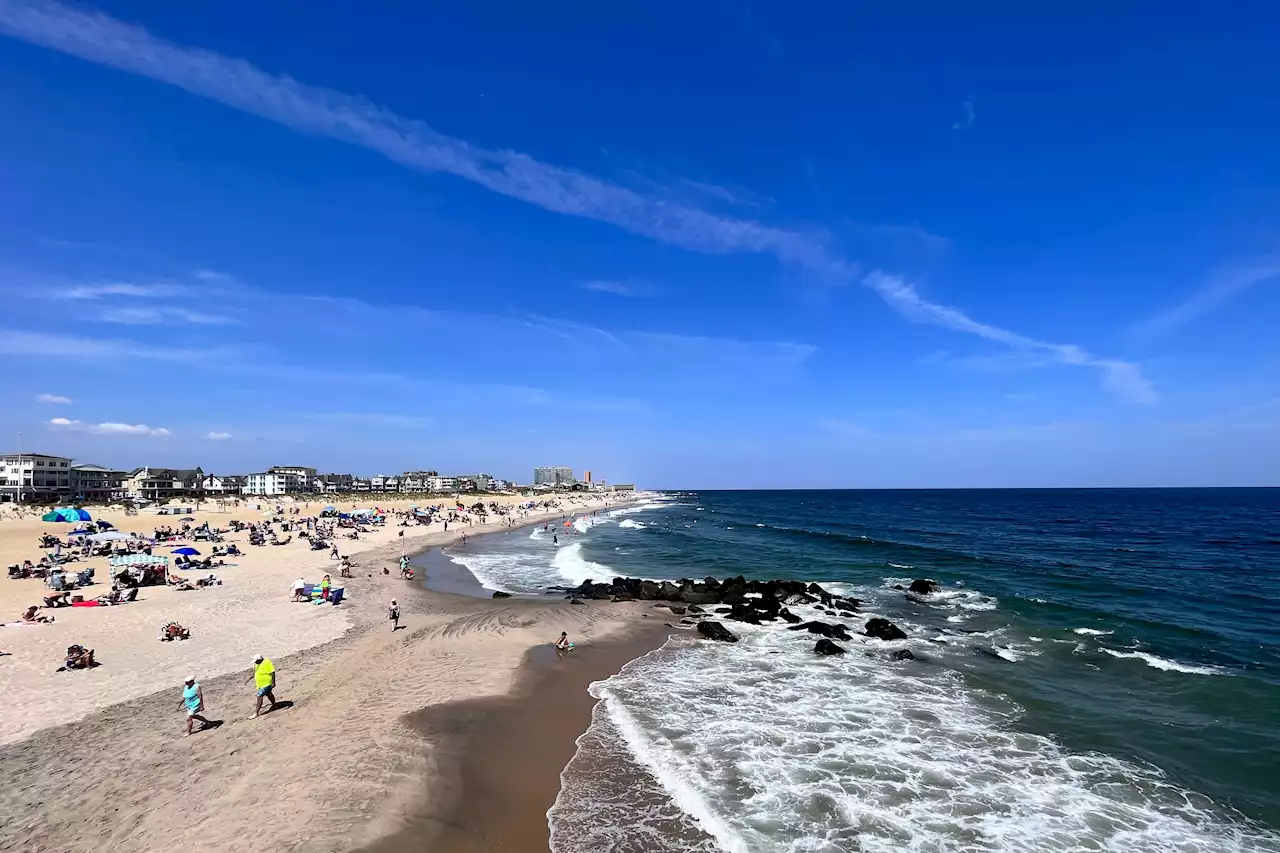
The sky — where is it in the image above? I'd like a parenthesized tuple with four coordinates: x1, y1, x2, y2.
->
(1, 0, 1279, 489)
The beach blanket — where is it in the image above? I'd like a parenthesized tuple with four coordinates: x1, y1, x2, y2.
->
(71, 601, 102, 608)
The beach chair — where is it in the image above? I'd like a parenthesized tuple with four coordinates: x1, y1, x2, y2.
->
(330, 587, 345, 605)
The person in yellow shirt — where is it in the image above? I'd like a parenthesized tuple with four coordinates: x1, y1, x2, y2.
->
(246, 653, 279, 718)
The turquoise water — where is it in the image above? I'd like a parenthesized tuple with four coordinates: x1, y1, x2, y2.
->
(447, 489, 1280, 852)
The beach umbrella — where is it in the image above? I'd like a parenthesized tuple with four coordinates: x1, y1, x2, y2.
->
(42, 511, 61, 522)
(56, 507, 91, 521)
(89, 531, 133, 542)
(323, 506, 335, 512)
(171, 547, 201, 556)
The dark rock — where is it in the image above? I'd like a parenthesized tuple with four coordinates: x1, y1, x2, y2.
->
(679, 588, 719, 605)
(892, 584, 905, 590)
(788, 621, 854, 641)
(864, 617, 908, 641)
(714, 607, 733, 614)
(696, 621, 739, 643)
(779, 607, 801, 624)
(668, 605, 687, 615)
(891, 649, 916, 661)
(570, 599, 586, 606)
(687, 604, 704, 614)
(726, 603, 762, 625)
(784, 592, 818, 606)
(908, 579, 939, 595)
(659, 581, 684, 602)
(492, 591, 512, 598)
(814, 638, 847, 655)
(611, 594, 635, 602)
(638, 581, 662, 601)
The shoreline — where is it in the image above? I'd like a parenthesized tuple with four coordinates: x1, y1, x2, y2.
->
(359, 623, 673, 853)
(0, 492, 660, 853)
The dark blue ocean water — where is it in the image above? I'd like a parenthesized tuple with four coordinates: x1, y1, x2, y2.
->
(447, 489, 1280, 852)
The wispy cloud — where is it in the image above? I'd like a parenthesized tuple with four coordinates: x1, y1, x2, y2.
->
(49, 417, 170, 436)
(0, 0, 847, 276)
(580, 280, 648, 297)
(952, 95, 976, 130)
(98, 306, 240, 325)
(1131, 261, 1280, 342)
(0, 329, 236, 362)
(864, 271, 1157, 404)
(205, 431, 232, 440)
(60, 281, 183, 300)
(36, 392, 71, 404)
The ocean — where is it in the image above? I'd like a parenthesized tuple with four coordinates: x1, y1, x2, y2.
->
(442, 489, 1280, 853)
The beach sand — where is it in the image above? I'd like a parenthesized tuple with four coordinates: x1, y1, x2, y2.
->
(0, 492, 660, 852)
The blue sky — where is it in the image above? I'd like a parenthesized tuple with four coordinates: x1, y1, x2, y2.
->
(1, 0, 1278, 488)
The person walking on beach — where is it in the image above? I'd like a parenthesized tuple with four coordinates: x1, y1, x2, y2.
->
(388, 598, 400, 631)
(247, 653, 279, 718)
(179, 675, 211, 736)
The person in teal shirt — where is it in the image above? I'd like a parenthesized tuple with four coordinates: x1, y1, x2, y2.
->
(177, 675, 211, 737)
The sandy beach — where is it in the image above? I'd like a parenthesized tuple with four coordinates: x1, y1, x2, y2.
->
(0, 492, 663, 853)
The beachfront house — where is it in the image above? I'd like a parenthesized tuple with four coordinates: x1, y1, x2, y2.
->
(71, 463, 127, 503)
(369, 475, 387, 491)
(426, 476, 457, 492)
(455, 473, 494, 492)
(0, 452, 73, 503)
(126, 467, 205, 502)
(244, 470, 304, 495)
(352, 478, 371, 492)
(269, 465, 317, 492)
(202, 474, 246, 496)
(316, 474, 354, 493)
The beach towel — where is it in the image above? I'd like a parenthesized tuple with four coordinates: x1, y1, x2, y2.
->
(71, 601, 101, 608)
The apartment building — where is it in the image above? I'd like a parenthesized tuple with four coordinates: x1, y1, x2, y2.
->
(0, 453, 73, 502)
(533, 466, 575, 487)
(71, 463, 127, 503)
(269, 466, 317, 492)
(244, 470, 303, 495)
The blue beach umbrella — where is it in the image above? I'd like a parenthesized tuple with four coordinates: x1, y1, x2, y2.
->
(171, 547, 201, 556)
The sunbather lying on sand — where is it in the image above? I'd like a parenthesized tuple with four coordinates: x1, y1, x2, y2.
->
(22, 606, 54, 624)
(64, 644, 95, 669)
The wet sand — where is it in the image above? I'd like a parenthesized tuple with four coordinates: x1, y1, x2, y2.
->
(361, 623, 672, 853)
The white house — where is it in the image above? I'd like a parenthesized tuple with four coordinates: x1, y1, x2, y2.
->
(244, 471, 303, 495)
(269, 466, 317, 492)
(427, 476, 457, 492)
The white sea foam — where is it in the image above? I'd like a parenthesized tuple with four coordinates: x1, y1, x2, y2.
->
(1073, 627, 1114, 636)
(619, 519, 647, 530)
(551, 542, 613, 586)
(608, 500, 670, 518)
(579, 625, 1276, 853)
(1100, 649, 1229, 676)
(888, 562, 914, 569)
